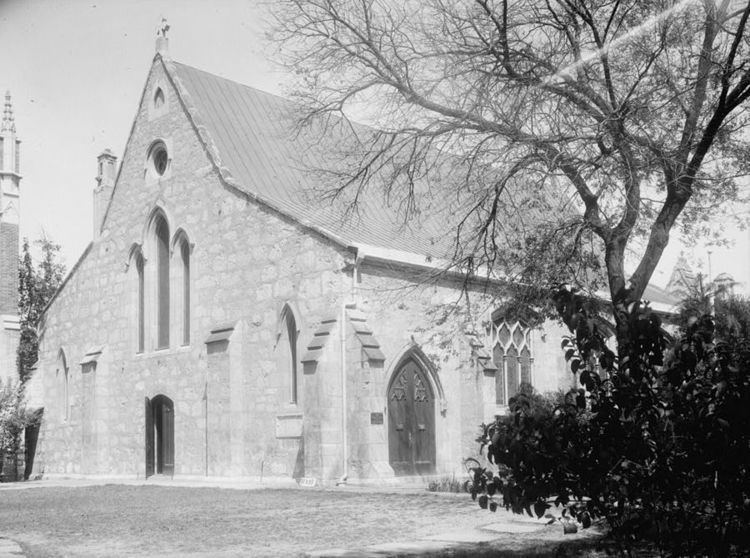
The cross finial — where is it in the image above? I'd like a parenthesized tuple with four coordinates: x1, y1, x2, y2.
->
(157, 17, 170, 38)
(155, 17, 170, 57)
(2, 91, 15, 133)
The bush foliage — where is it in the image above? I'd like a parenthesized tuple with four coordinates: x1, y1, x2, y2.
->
(472, 287, 750, 556)
(18, 236, 66, 381)
(0, 379, 25, 458)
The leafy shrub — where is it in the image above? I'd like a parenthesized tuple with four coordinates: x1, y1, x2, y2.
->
(471, 287, 750, 556)
(0, 379, 25, 457)
(427, 475, 463, 493)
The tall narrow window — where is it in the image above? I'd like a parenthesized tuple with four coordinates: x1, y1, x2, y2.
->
(278, 307, 298, 404)
(57, 350, 69, 421)
(180, 239, 190, 345)
(506, 346, 519, 399)
(156, 217, 170, 349)
(287, 310, 298, 404)
(136, 253, 145, 353)
(64, 368, 69, 421)
(493, 344, 505, 405)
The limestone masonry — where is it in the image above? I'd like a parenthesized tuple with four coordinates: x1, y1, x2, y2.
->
(27, 34, 630, 483)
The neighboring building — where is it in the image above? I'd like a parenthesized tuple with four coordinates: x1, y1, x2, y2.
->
(0, 91, 21, 382)
(27, 33, 675, 483)
(713, 272, 737, 300)
(666, 253, 698, 302)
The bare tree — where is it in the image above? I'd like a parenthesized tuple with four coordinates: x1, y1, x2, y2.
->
(270, 0, 750, 345)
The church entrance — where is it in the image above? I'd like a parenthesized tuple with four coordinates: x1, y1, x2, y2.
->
(387, 358, 436, 475)
(145, 395, 174, 477)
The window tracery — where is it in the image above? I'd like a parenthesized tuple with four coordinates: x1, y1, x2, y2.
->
(486, 320, 533, 406)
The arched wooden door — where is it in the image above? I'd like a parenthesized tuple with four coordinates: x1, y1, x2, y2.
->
(388, 359, 436, 475)
(145, 395, 174, 477)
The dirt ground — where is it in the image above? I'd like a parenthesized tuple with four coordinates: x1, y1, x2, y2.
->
(0, 484, 577, 557)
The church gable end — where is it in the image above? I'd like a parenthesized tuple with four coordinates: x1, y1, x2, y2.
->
(33, 49, 355, 480)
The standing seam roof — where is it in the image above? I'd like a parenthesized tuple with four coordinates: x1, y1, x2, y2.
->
(167, 60, 449, 259)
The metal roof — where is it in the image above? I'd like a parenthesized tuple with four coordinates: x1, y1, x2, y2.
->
(168, 60, 449, 260)
(164, 59, 680, 310)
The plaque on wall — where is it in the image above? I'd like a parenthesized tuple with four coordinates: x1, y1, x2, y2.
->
(370, 412, 384, 425)
(275, 414, 303, 438)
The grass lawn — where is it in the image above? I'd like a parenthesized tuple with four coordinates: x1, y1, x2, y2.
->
(0, 484, 572, 557)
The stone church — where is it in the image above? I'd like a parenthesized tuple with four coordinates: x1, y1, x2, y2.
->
(0, 92, 21, 382)
(27, 34, 676, 483)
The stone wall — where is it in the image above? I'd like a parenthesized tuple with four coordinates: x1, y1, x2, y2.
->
(343, 260, 572, 477)
(30, 57, 575, 483)
(33, 59, 352, 480)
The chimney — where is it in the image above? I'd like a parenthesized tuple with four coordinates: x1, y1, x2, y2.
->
(93, 149, 117, 239)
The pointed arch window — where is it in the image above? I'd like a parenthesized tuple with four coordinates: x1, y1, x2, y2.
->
(278, 306, 299, 404)
(57, 349, 69, 422)
(155, 216, 170, 349)
(487, 320, 534, 406)
(173, 234, 191, 346)
(136, 252, 145, 353)
(181, 240, 190, 345)
(154, 88, 165, 109)
(493, 344, 505, 405)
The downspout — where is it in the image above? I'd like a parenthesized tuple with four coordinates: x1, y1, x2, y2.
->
(339, 299, 348, 484)
(203, 379, 208, 476)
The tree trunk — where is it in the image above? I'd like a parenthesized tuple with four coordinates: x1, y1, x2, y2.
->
(605, 239, 636, 356)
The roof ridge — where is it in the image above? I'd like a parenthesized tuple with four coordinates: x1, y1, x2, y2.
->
(169, 60, 296, 109)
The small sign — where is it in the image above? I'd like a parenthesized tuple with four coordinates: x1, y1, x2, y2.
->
(370, 412, 384, 425)
(275, 414, 303, 438)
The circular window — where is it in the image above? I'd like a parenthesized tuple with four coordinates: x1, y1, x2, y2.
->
(149, 142, 169, 177)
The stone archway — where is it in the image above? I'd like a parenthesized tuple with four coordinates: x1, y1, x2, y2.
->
(387, 358, 436, 476)
(145, 394, 174, 477)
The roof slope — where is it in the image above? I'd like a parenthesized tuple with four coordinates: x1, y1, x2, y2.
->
(167, 60, 449, 259)
(164, 58, 679, 309)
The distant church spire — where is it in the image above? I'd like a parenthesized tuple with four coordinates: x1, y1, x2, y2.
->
(2, 91, 15, 133)
(0, 88, 21, 378)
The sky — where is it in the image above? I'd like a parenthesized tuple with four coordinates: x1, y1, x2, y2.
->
(0, 0, 748, 293)
(0, 0, 282, 261)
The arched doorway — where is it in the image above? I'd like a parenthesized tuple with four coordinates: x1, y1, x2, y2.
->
(145, 395, 174, 477)
(387, 358, 436, 475)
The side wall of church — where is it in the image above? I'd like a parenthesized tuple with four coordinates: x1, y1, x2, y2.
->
(327, 261, 573, 480)
(32, 60, 352, 479)
(29, 59, 577, 483)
